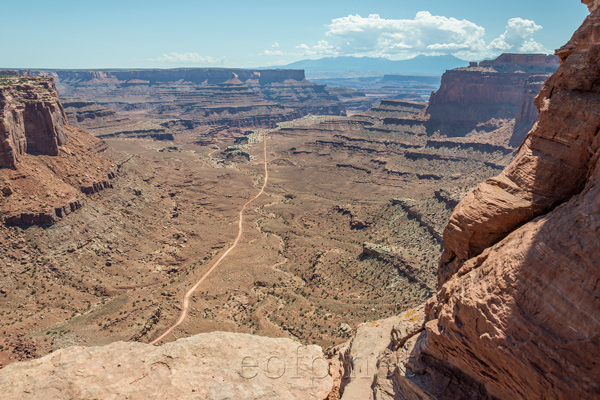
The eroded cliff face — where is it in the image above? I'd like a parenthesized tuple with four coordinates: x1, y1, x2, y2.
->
(426, 6, 600, 397)
(0, 77, 67, 168)
(424, 54, 558, 139)
(330, 2, 600, 399)
(439, 8, 599, 282)
(508, 74, 551, 147)
(0, 76, 114, 226)
(13, 68, 345, 136)
(34, 68, 305, 86)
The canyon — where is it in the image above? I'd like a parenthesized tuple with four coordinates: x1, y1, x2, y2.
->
(0, 2, 598, 399)
(15, 68, 363, 141)
(328, 2, 600, 399)
(0, 59, 520, 371)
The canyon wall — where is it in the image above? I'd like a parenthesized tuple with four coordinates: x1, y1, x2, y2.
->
(508, 74, 550, 147)
(0, 4, 596, 399)
(0, 77, 67, 168)
(24, 68, 306, 86)
(426, 9, 600, 391)
(425, 54, 558, 139)
(332, 2, 600, 399)
(478, 53, 559, 69)
(9, 68, 345, 136)
(0, 76, 114, 226)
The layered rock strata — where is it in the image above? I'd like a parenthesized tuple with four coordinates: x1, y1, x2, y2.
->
(0, 76, 67, 168)
(8, 69, 346, 137)
(36, 68, 305, 86)
(439, 9, 598, 281)
(508, 74, 552, 147)
(425, 54, 559, 139)
(0, 76, 114, 226)
(330, 2, 600, 399)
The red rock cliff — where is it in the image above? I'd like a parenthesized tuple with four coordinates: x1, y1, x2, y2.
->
(439, 8, 599, 282)
(10, 68, 344, 131)
(0, 76, 114, 226)
(478, 53, 559, 68)
(508, 74, 551, 147)
(425, 53, 558, 138)
(329, 2, 599, 399)
(419, 1, 599, 398)
(0, 77, 67, 168)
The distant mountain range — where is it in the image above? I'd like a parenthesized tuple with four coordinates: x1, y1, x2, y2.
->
(272, 55, 470, 78)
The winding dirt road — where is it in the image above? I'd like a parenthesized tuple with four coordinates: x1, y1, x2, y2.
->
(207, 144, 221, 159)
(150, 138, 269, 345)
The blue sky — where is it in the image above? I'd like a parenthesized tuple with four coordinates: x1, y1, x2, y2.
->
(0, 0, 589, 69)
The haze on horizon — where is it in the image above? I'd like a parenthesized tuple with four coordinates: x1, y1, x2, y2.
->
(0, 0, 589, 69)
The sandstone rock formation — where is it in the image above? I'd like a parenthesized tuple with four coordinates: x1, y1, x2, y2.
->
(0, 76, 114, 226)
(478, 53, 559, 69)
(330, 2, 600, 399)
(439, 11, 597, 283)
(0, 76, 67, 168)
(61, 97, 120, 125)
(425, 53, 558, 140)
(508, 74, 551, 147)
(7, 68, 345, 138)
(0, 332, 332, 400)
(313, 75, 439, 108)
(1, 4, 596, 399)
(368, 99, 427, 120)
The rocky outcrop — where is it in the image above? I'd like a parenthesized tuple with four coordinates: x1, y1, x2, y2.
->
(330, 316, 405, 400)
(508, 74, 552, 147)
(0, 77, 115, 226)
(325, 86, 376, 113)
(61, 97, 119, 123)
(80, 171, 116, 194)
(62, 98, 117, 122)
(425, 139, 513, 155)
(439, 13, 599, 282)
(584, 0, 600, 11)
(0, 332, 332, 400)
(478, 53, 559, 69)
(4, 197, 85, 226)
(424, 53, 559, 139)
(0, 76, 67, 168)
(9, 68, 345, 135)
(328, 3, 600, 399)
(430, 5, 600, 396)
(2, 166, 116, 227)
(60, 97, 143, 138)
(327, 308, 426, 400)
(250, 80, 344, 116)
(369, 99, 426, 119)
(333, 204, 370, 229)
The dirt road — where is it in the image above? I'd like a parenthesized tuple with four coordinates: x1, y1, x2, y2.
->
(150, 137, 269, 345)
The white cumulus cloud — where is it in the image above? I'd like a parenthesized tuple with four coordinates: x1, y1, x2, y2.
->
(295, 40, 339, 57)
(324, 12, 487, 59)
(151, 52, 226, 65)
(261, 42, 284, 56)
(488, 18, 547, 53)
(291, 12, 549, 60)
